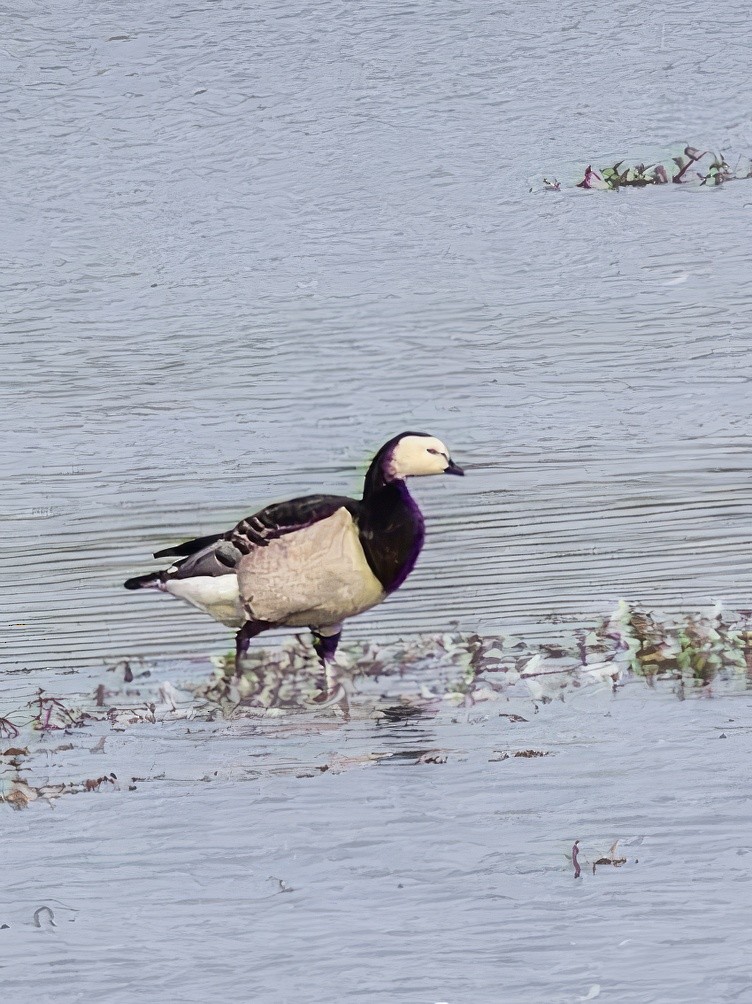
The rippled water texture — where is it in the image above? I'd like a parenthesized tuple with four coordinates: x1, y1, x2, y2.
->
(3, 0, 752, 667)
(2, 1, 752, 1000)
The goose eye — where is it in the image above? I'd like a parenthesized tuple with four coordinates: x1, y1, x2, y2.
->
(427, 448, 440, 455)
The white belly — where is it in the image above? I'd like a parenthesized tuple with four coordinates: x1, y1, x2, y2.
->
(237, 507, 385, 629)
(164, 575, 244, 628)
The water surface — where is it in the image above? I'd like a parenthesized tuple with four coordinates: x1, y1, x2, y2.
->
(3, 0, 752, 669)
(2, 2, 751, 1000)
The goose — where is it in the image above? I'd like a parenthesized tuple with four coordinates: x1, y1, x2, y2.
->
(124, 432, 464, 702)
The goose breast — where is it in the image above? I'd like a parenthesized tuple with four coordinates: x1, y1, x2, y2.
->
(237, 507, 385, 628)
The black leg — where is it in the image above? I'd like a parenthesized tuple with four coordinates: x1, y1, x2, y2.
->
(311, 629, 341, 668)
(309, 626, 348, 713)
(235, 619, 272, 672)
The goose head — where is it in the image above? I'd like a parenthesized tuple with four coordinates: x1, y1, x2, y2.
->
(385, 432, 464, 479)
(361, 431, 463, 492)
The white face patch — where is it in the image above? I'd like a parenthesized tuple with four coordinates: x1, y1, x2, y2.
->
(386, 435, 452, 479)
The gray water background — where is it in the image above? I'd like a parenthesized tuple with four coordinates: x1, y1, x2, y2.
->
(3, 0, 752, 668)
(2, 1, 752, 1001)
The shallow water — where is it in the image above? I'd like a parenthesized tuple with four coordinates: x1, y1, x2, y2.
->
(2, 662, 752, 1003)
(2, 1, 752, 1000)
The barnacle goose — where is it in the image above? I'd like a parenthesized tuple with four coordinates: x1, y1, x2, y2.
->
(124, 432, 464, 703)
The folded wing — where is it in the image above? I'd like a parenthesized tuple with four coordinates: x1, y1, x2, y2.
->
(152, 494, 360, 583)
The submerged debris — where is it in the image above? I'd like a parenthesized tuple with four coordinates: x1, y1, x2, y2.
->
(0, 718, 20, 740)
(571, 839, 631, 878)
(415, 750, 448, 765)
(268, 877, 294, 895)
(33, 906, 57, 929)
(320, 752, 393, 774)
(593, 840, 628, 873)
(1, 774, 118, 810)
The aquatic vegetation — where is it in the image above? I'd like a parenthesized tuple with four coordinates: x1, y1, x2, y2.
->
(602, 600, 752, 690)
(193, 602, 752, 716)
(196, 632, 497, 716)
(2, 601, 750, 810)
(544, 146, 752, 192)
(29, 691, 90, 731)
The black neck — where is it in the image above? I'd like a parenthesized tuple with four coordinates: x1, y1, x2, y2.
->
(363, 452, 392, 499)
(358, 478, 425, 593)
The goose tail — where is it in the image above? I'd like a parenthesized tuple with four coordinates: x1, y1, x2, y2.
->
(124, 571, 163, 590)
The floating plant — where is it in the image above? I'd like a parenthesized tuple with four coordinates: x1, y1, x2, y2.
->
(544, 146, 752, 191)
(602, 600, 752, 690)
